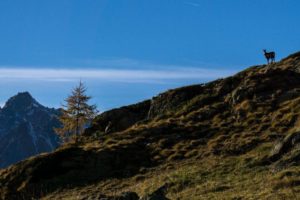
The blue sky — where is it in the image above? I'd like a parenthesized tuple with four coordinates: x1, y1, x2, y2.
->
(0, 0, 299, 110)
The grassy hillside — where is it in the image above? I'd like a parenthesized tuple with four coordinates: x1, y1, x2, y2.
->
(2, 52, 300, 199)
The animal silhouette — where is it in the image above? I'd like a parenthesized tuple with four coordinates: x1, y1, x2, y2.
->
(263, 49, 275, 64)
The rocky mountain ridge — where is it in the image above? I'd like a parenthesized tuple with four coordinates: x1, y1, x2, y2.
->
(2, 52, 300, 199)
(0, 92, 60, 168)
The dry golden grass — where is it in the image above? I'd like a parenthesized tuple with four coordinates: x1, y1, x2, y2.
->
(40, 148, 300, 200)
(5, 53, 300, 199)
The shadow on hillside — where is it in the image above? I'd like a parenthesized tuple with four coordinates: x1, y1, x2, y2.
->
(2, 144, 154, 199)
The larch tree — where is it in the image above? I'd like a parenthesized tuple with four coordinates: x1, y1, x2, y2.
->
(55, 81, 97, 142)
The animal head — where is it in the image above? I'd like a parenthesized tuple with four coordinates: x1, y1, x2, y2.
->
(263, 49, 267, 53)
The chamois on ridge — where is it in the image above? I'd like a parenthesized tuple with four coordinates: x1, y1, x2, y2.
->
(263, 49, 275, 64)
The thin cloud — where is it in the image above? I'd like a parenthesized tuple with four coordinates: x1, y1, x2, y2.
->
(184, 1, 200, 7)
(0, 67, 236, 83)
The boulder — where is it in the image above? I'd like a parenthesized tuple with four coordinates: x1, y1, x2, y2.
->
(140, 183, 170, 200)
(269, 131, 300, 162)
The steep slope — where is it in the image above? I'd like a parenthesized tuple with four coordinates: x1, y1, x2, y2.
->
(0, 92, 60, 168)
(85, 100, 151, 135)
(3, 53, 300, 199)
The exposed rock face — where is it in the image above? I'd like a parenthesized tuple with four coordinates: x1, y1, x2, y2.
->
(85, 100, 151, 135)
(0, 92, 60, 168)
(87, 85, 215, 135)
(268, 131, 300, 171)
(147, 84, 205, 118)
(269, 131, 300, 162)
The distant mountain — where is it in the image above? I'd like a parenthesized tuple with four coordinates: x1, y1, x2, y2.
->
(0, 92, 60, 168)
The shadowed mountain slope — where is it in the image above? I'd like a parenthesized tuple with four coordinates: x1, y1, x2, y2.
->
(3, 53, 300, 199)
(0, 92, 61, 168)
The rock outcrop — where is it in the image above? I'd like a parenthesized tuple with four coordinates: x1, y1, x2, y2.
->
(140, 183, 171, 200)
(269, 131, 300, 162)
(85, 100, 151, 135)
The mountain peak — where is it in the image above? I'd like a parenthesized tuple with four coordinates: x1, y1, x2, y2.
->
(2, 92, 42, 112)
(14, 91, 32, 99)
(0, 91, 60, 169)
